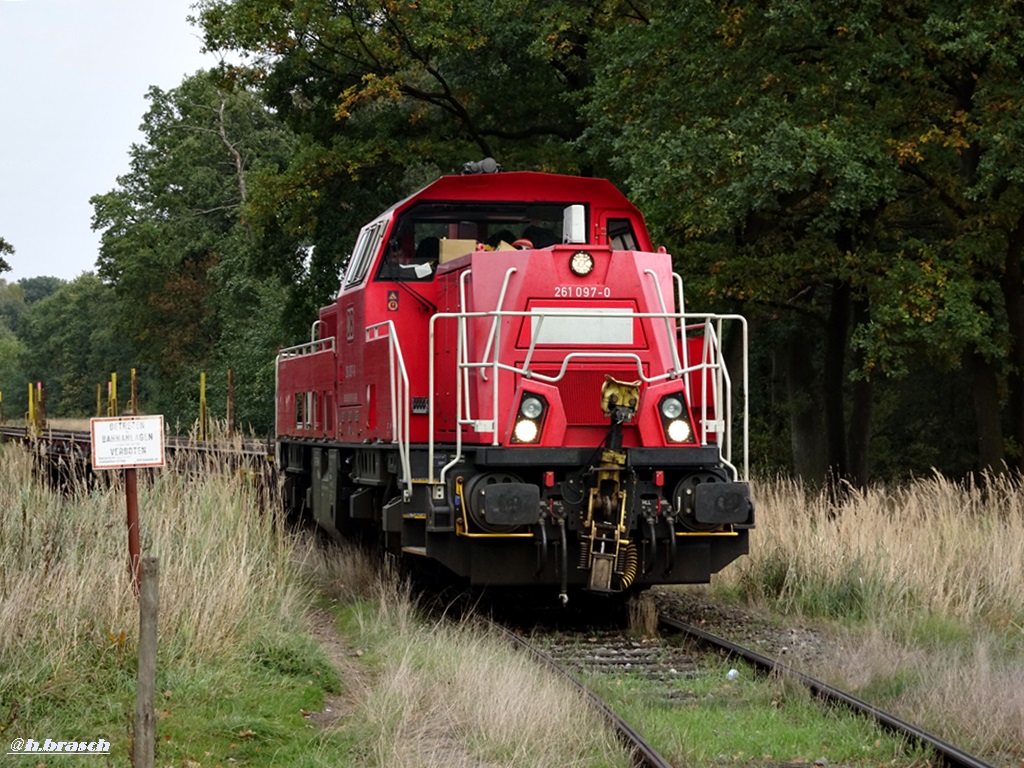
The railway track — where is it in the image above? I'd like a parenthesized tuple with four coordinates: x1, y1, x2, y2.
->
(486, 605, 996, 768)
(660, 615, 995, 768)
(490, 620, 675, 768)
(0, 424, 273, 494)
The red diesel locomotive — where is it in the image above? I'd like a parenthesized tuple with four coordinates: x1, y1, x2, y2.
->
(276, 162, 753, 602)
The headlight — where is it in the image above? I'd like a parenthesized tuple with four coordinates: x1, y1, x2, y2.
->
(660, 396, 684, 419)
(660, 393, 693, 444)
(666, 419, 692, 443)
(520, 396, 544, 419)
(569, 251, 594, 276)
(512, 393, 546, 443)
(514, 419, 539, 443)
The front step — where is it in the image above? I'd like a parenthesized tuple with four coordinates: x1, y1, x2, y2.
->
(383, 495, 428, 550)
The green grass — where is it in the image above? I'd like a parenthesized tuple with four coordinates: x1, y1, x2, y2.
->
(587, 659, 932, 766)
(714, 477, 1024, 761)
(2, 632, 349, 765)
(151, 653, 344, 766)
(0, 444, 348, 765)
(322, 584, 633, 768)
(10, 447, 1022, 765)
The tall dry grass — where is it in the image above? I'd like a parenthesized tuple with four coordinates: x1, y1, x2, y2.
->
(0, 442, 306, 699)
(719, 474, 1024, 760)
(336, 578, 630, 768)
(0, 442, 631, 766)
(729, 473, 1024, 627)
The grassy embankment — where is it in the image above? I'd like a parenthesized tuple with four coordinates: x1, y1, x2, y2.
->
(721, 475, 1024, 763)
(0, 443, 629, 767)
(4, 428, 1021, 766)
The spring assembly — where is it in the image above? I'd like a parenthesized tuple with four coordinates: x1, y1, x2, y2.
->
(577, 538, 591, 569)
(620, 543, 639, 589)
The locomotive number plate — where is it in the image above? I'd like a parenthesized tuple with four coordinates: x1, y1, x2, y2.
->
(554, 285, 611, 298)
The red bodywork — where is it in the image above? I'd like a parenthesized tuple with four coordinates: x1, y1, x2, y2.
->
(277, 172, 720, 454)
(275, 169, 751, 596)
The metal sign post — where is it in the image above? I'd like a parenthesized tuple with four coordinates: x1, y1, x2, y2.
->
(90, 415, 165, 595)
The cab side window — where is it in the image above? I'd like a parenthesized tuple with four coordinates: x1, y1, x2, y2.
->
(607, 218, 639, 250)
(375, 220, 442, 281)
(343, 219, 387, 288)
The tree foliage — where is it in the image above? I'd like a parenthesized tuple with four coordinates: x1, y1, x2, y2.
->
(16, 275, 132, 417)
(192, 0, 650, 297)
(585, 0, 1024, 479)
(196, 0, 616, 166)
(1, 278, 64, 420)
(91, 70, 303, 430)
(0, 236, 12, 273)
(0, 281, 27, 336)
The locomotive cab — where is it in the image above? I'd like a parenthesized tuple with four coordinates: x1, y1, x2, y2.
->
(276, 166, 753, 601)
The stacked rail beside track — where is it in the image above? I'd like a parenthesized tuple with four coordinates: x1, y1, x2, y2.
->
(0, 425, 272, 464)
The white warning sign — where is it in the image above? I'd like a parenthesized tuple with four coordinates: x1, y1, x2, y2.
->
(90, 415, 165, 470)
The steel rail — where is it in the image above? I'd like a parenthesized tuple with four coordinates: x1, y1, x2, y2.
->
(0, 425, 86, 447)
(489, 621, 674, 768)
(659, 615, 995, 768)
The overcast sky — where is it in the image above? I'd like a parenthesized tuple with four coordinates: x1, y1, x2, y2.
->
(1, 0, 222, 284)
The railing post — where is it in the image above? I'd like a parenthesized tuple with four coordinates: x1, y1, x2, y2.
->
(108, 372, 119, 417)
(128, 367, 138, 415)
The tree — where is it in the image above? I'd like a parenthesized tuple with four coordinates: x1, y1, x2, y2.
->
(586, 0, 1024, 482)
(17, 275, 134, 417)
(873, 1, 1024, 474)
(91, 70, 302, 430)
(0, 280, 27, 336)
(0, 236, 12, 273)
(18, 276, 65, 305)
(0, 276, 64, 420)
(193, 0, 652, 306)
(196, 0, 614, 166)
(0, 325, 25, 422)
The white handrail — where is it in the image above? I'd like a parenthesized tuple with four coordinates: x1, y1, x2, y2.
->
(278, 336, 335, 359)
(366, 321, 412, 498)
(478, 267, 518, 382)
(644, 268, 683, 375)
(673, 272, 690, 374)
(280, 305, 748, 485)
(426, 307, 749, 483)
